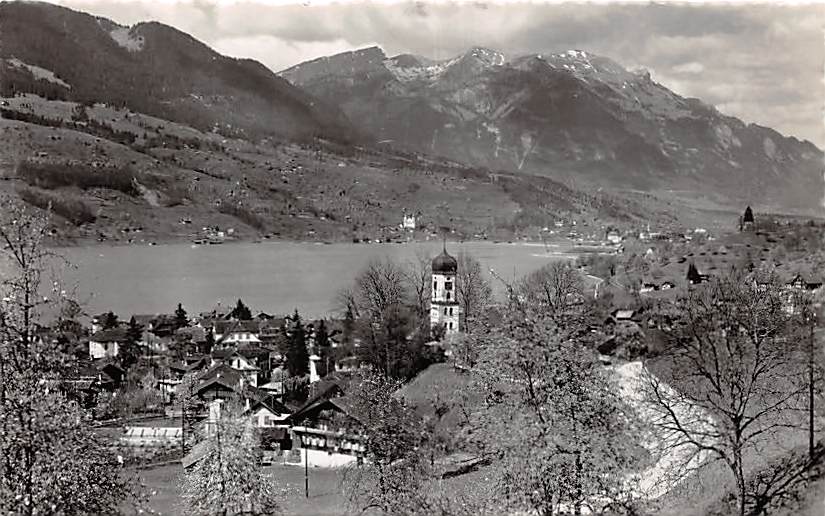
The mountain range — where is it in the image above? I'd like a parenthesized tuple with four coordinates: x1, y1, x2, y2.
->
(281, 46, 824, 213)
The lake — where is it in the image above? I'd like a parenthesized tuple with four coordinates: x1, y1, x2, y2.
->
(56, 240, 573, 319)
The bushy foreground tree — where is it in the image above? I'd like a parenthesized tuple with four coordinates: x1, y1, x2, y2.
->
(0, 200, 138, 514)
(341, 371, 481, 515)
(465, 304, 646, 516)
(180, 400, 283, 516)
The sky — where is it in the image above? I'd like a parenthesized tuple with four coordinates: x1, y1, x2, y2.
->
(51, 0, 825, 148)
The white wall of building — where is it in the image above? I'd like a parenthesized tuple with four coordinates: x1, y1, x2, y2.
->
(430, 271, 460, 333)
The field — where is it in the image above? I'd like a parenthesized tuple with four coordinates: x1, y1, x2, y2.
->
(128, 463, 346, 516)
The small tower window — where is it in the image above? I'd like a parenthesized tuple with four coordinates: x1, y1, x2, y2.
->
(443, 307, 448, 316)
(433, 280, 438, 291)
(446, 292, 451, 300)
(445, 281, 453, 291)
(448, 322, 453, 330)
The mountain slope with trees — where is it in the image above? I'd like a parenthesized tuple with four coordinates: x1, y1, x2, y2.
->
(0, 1, 354, 143)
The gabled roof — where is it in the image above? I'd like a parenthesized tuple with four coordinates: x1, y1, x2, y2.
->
(90, 327, 129, 343)
(211, 347, 237, 360)
(289, 395, 363, 426)
(236, 344, 269, 359)
(196, 363, 244, 394)
(182, 440, 211, 469)
(247, 390, 291, 416)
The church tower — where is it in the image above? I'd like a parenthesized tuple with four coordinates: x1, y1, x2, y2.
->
(430, 243, 460, 334)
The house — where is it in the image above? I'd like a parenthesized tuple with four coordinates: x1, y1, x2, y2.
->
(62, 363, 117, 406)
(639, 282, 658, 294)
(210, 348, 260, 387)
(401, 212, 416, 230)
(611, 309, 638, 322)
(605, 230, 622, 245)
(288, 395, 367, 467)
(195, 364, 247, 402)
(169, 355, 209, 379)
(246, 393, 291, 428)
(96, 359, 126, 387)
(142, 330, 171, 355)
(334, 355, 364, 374)
(214, 319, 261, 346)
(88, 328, 128, 359)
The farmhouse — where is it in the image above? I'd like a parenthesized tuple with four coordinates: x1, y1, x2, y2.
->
(88, 327, 128, 359)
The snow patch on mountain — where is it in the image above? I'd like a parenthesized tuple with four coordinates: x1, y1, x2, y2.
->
(384, 56, 456, 83)
(6, 58, 71, 89)
(109, 26, 145, 52)
(763, 137, 777, 159)
(714, 124, 742, 150)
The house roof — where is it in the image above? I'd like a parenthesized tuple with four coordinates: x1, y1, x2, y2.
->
(248, 390, 291, 416)
(211, 347, 237, 360)
(289, 395, 363, 426)
(196, 363, 244, 394)
(182, 440, 212, 469)
(90, 327, 129, 343)
(613, 309, 636, 320)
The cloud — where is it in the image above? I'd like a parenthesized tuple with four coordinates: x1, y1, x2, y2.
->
(51, 1, 825, 147)
(672, 62, 704, 75)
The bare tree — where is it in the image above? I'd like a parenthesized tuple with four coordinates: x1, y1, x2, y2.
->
(517, 260, 584, 319)
(403, 249, 433, 324)
(642, 271, 807, 516)
(351, 257, 408, 323)
(455, 251, 492, 331)
(0, 199, 137, 514)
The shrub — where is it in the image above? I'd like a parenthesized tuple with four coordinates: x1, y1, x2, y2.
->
(218, 203, 266, 231)
(18, 160, 138, 196)
(18, 187, 96, 226)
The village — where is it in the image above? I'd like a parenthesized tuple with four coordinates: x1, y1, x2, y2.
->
(42, 205, 820, 493)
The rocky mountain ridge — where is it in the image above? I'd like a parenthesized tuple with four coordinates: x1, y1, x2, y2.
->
(281, 46, 824, 214)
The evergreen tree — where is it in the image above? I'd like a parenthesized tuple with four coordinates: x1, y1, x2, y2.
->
(229, 299, 252, 320)
(286, 310, 309, 377)
(203, 328, 215, 355)
(686, 262, 702, 284)
(315, 319, 332, 377)
(174, 303, 188, 329)
(102, 311, 118, 329)
(743, 205, 755, 223)
(121, 316, 143, 371)
(342, 304, 355, 346)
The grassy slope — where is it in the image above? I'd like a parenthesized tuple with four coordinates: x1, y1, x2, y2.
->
(0, 94, 675, 245)
(130, 463, 346, 516)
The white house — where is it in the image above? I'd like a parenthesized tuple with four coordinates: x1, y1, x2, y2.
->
(402, 212, 416, 230)
(88, 328, 127, 359)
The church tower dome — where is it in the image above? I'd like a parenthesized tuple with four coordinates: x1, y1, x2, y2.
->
(430, 242, 460, 335)
(432, 248, 458, 274)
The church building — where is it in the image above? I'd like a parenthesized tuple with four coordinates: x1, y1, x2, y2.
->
(430, 245, 460, 334)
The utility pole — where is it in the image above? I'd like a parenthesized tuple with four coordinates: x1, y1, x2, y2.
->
(304, 440, 309, 498)
(809, 305, 819, 460)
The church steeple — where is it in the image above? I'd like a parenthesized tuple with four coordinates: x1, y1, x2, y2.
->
(430, 241, 460, 334)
